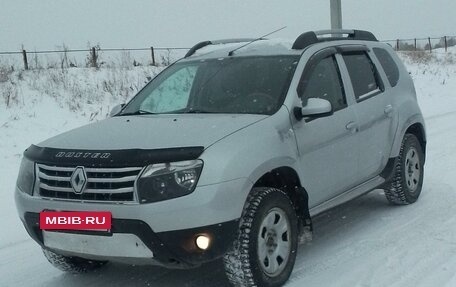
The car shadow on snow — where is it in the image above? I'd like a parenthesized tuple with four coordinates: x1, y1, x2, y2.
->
(52, 259, 231, 287)
(288, 189, 421, 283)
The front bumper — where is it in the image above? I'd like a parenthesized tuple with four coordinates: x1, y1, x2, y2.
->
(22, 212, 238, 268)
(15, 178, 248, 268)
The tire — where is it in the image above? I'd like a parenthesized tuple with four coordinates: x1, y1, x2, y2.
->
(223, 187, 298, 287)
(42, 248, 107, 273)
(384, 134, 424, 205)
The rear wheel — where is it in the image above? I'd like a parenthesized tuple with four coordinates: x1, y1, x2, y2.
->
(42, 248, 107, 273)
(223, 187, 298, 287)
(384, 134, 424, 204)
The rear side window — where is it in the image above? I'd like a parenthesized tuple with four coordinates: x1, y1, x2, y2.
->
(343, 52, 380, 100)
(373, 48, 400, 87)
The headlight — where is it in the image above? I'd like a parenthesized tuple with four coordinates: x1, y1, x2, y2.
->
(16, 157, 35, 195)
(137, 160, 203, 203)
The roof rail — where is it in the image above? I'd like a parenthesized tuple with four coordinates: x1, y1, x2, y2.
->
(185, 38, 260, 58)
(292, 29, 377, 50)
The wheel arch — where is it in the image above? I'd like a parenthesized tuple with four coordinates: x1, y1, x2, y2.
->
(251, 166, 312, 232)
(390, 115, 426, 160)
(405, 123, 426, 161)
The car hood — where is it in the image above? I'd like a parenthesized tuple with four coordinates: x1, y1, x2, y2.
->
(38, 114, 268, 150)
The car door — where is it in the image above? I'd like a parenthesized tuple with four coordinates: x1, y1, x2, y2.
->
(339, 46, 396, 181)
(293, 48, 360, 206)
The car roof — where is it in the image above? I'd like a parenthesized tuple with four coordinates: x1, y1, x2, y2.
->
(180, 39, 302, 62)
(181, 29, 380, 62)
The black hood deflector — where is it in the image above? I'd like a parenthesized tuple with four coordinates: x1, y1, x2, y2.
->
(24, 145, 204, 168)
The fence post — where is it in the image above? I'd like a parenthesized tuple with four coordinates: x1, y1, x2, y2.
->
(22, 49, 29, 70)
(151, 46, 156, 66)
(396, 39, 399, 51)
(414, 39, 417, 51)
(91, 47, 97, 68)
(444, 36, 448, 52)
(428, 37, 432, 52)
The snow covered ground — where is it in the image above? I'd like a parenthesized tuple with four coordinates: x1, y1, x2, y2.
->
(1, 50, 456, 286)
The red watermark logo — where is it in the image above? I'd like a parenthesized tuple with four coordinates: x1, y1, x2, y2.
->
(39, 211, 111, 230)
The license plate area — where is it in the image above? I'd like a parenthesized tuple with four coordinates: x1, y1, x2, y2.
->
(39, 211, 112, 231)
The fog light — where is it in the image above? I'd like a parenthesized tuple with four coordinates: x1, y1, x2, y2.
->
(195, 235, 210, 250)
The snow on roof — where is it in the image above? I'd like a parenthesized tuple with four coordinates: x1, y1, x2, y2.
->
(187, 38, 300, 60)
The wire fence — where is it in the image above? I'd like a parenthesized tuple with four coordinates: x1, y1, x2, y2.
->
(0, 46, 190, 70)
(382, 36, 456, 54)
(1, 35, 455, 70)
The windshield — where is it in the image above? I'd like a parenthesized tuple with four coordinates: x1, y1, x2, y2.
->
(120, 56, 299, 115)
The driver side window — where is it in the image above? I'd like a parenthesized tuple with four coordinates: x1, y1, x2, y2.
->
(299, 56, 347, 112)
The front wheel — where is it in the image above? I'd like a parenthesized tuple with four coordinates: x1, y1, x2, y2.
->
(223, 187, 298, 287)
(384, 134, 424, 204)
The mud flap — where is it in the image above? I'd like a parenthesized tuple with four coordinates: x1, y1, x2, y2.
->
(296, 187, 313, 244)
(379, 156, 399, 188)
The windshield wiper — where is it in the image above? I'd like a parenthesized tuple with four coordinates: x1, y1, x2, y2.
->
(167, 107, 217, 114)
(118, 110, 157, 116)
(183, 109, 216, 114)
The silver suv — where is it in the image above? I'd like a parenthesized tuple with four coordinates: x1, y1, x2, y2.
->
(15, 30, 426, 287)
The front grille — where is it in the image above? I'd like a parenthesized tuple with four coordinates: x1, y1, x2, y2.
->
(36, 164, 143, 202)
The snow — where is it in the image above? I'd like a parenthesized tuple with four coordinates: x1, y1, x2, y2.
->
(1, 51, 456, 286)
(192, 38, 298, 58)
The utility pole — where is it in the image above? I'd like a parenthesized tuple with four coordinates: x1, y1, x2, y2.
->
(330, 0, 342, 29)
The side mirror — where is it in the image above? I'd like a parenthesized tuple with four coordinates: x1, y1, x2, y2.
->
(294, 98, 332, 121)
(109, 104, 125, 117)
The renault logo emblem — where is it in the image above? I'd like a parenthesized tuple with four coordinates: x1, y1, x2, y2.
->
(70, 166, 88, 194)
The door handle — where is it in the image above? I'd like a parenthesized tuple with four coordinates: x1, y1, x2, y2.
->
(384, 105, 394, 117)
(345, 121, 358, 133)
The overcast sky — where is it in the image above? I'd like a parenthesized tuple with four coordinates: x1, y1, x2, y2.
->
(1, 0, 455, 51)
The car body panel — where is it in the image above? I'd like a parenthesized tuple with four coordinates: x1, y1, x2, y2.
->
(38, 113, 267, 150)
(338, 47, 397, 182)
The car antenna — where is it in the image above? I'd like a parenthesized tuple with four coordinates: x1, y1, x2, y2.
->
(228, 26, 287, 56)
